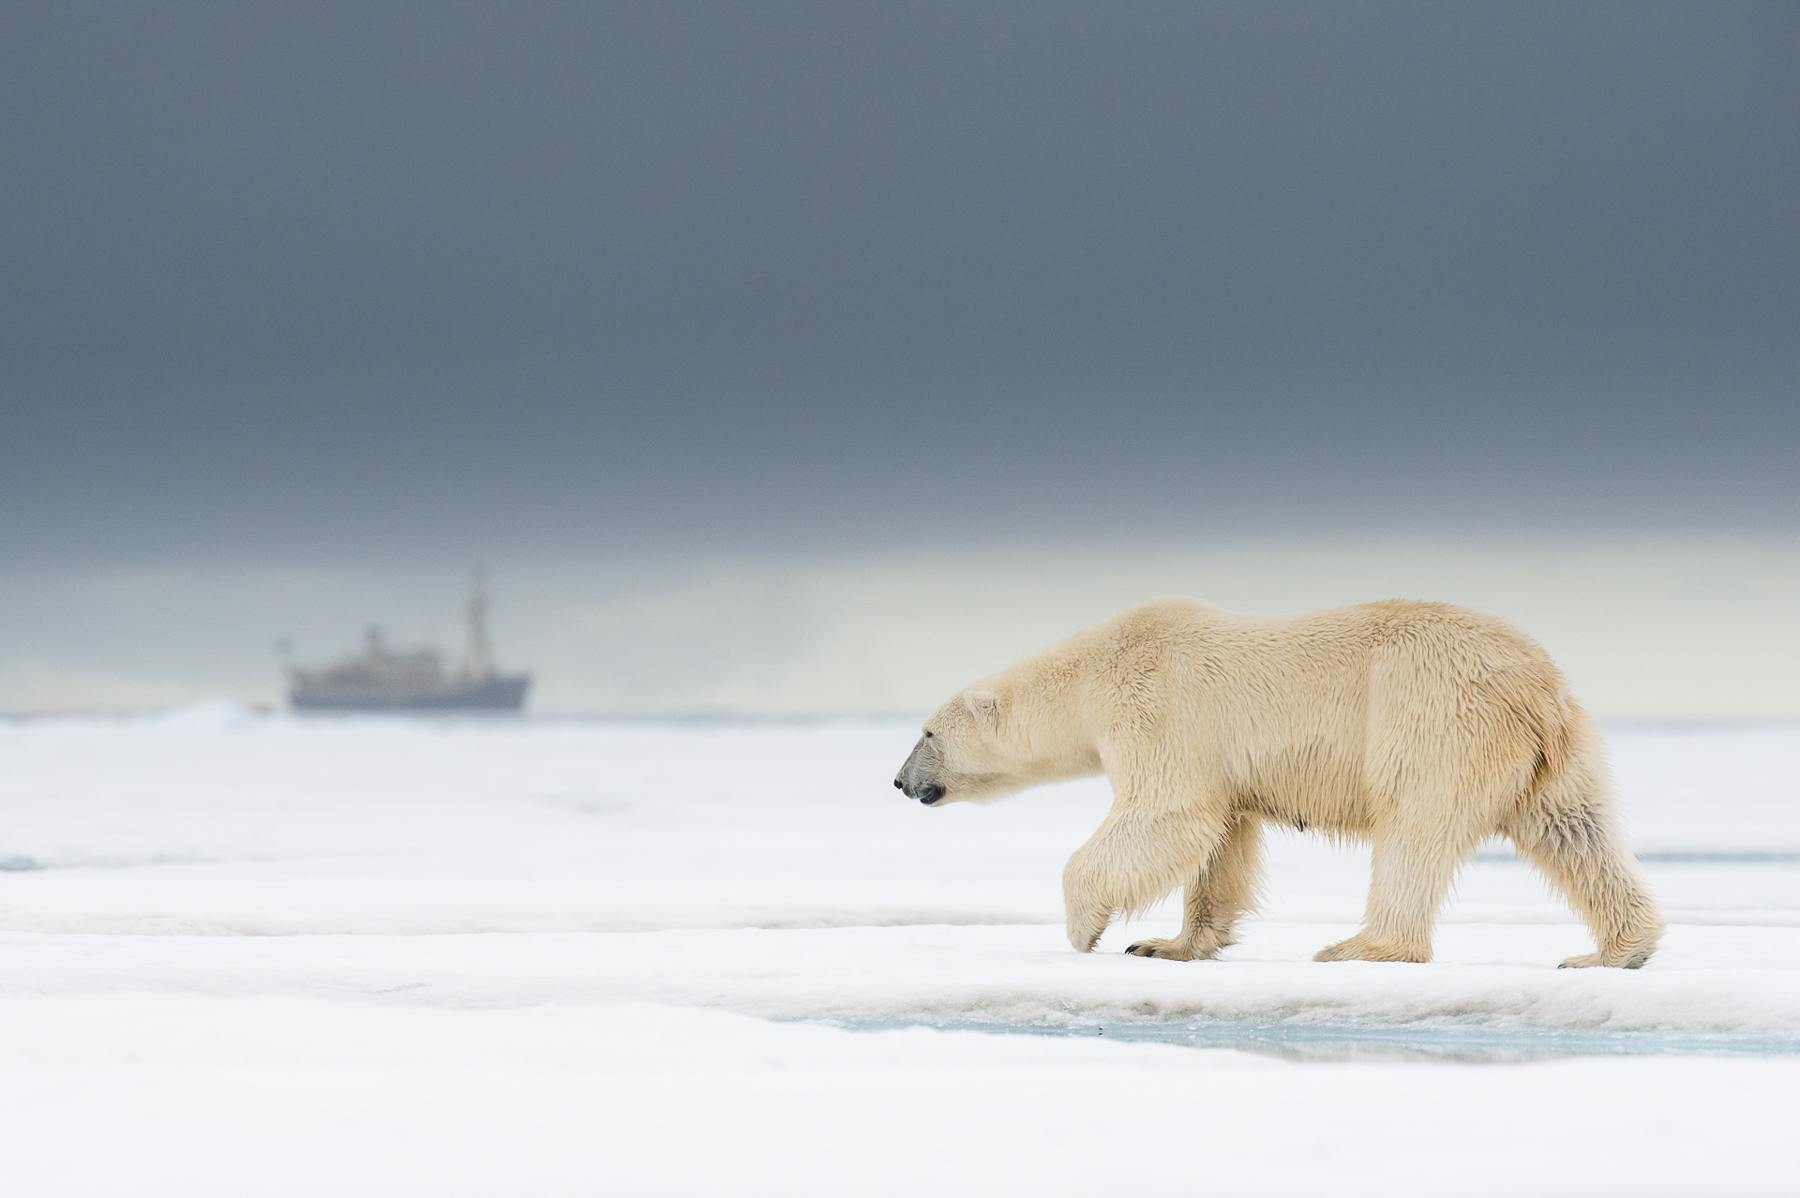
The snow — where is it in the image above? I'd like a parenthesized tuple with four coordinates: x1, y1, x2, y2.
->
(2, 712, 1798, 1194)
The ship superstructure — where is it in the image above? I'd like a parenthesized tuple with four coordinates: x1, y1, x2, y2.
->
(286, 573, 531, 713)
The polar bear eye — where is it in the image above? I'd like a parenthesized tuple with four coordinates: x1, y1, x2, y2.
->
(924, 730, 934, 738)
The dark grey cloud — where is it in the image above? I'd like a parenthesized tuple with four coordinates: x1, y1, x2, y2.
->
(4, 2, 1797, 569)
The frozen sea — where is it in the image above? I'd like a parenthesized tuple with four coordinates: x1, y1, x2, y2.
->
(3, 708, 1798, 1195)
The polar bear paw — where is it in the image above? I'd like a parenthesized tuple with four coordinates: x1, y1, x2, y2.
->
(1066, 911, 1109, 953)
(1124, 936, 1223, 961)
(1313, 933, 1430, 964)
(1558, 949, 1651, 970)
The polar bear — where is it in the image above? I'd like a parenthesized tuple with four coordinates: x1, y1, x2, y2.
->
(892, 598, 1662, 968)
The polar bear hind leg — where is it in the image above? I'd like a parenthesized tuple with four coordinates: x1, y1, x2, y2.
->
(1508, 763, 1663, 968)
(1314, 822, 1473, 964)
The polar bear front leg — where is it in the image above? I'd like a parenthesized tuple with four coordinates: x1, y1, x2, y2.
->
(1063, 879, 1112, 953)
(1062, 835, 1122, 950)
(1062, 795, 1230, 953)
(1125, 816, 1264, 961)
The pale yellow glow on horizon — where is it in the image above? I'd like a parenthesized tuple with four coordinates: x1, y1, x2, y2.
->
(4, 537, 1797, 721)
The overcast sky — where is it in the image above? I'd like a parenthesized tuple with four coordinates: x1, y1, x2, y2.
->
(3, 3, 1797, 716)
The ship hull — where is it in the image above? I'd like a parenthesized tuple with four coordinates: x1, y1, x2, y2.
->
(289, 674, 531, 714)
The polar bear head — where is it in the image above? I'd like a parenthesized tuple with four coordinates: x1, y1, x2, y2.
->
(892, 688, 1021, 806)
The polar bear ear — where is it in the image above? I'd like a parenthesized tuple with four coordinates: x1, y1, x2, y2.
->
(961, 689, 1002, 733)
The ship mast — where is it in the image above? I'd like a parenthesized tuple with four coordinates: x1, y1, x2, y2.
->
(464, 568, 493, 680)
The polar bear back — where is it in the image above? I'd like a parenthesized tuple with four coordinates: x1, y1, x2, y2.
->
(1078, 597, 1578, 834)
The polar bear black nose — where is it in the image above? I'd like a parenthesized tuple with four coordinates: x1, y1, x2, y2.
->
(893, 778, 904, 791)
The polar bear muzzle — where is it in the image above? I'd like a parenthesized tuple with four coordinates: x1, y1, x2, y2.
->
(893, 735, 947, 805)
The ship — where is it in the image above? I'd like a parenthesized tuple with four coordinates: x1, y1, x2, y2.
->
(285, 572, 532, 713)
